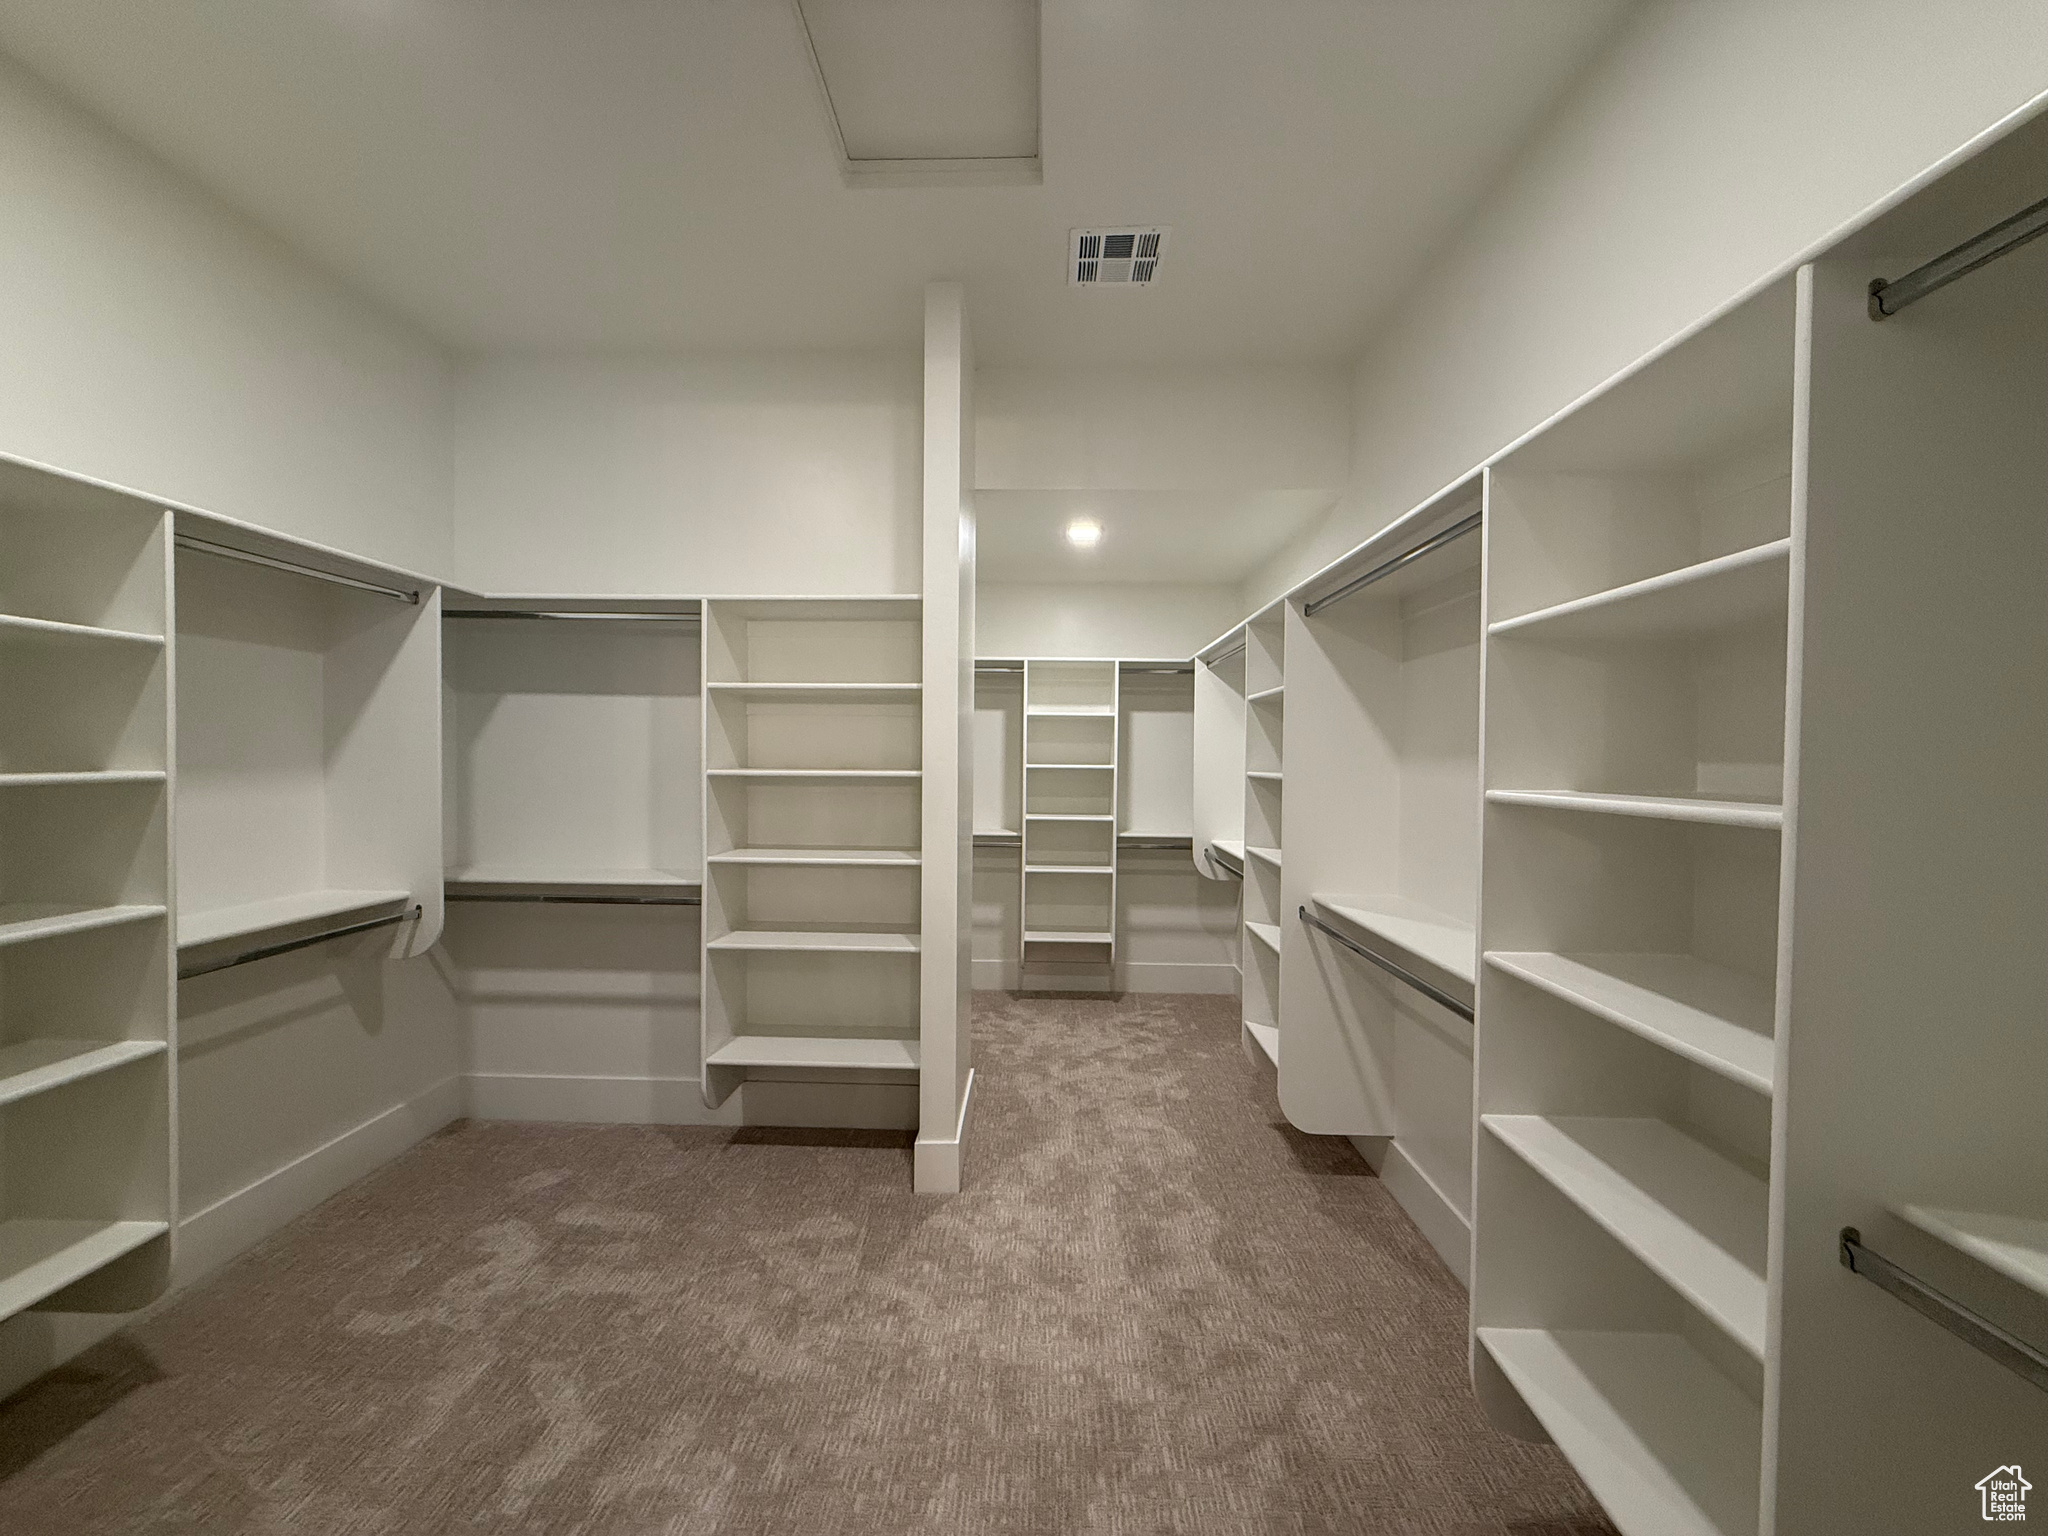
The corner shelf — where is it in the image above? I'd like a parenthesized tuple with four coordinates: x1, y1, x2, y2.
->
(0, 1039, 167, 1110)
(1485, 790, 1783, 831)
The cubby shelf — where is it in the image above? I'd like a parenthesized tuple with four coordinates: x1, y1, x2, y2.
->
(1478, 1328, 1761, 1536)
(708, 848, 920, 867)
(1483, 1114, 1769, 1358)
(0, 1219, 171, 1320)
(1485, 952, 1775, 1096)
(704, 1035, 920, 1072)
(1488, 539, 1791, 643)
(1485, 790, 1783, 830)
(0, 612, 164, 650)
(1245, 1020, 1280, 1067)
(0, 1039, 167, 1110)
(0, 771, 165, 789)
(1245, 845, 1282, 867)
(1246, 920, 1281, 953)
(706, 930, 919, 954)
(0, 903, 166, 950)
(1312, 896, 1475, 987)
(177, 889, 411, 950)
(1897, 1206, 2048, 1299)
(1247, 685, 1285, 704)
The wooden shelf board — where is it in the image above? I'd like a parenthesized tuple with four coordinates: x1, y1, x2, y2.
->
(1486, 952, 1775, 1096)
(705, 1035, 919, 1071)
(1244, 1020, 1280, 1067)
(0, 903, 165, 951)
(0, 613, 163, 649)
(1246, 920, 1282, 953)
(178, 889, 410, 951)
(1898, 1206, 2048, 1298)
(0, 771, 165, 789)
(709, 848, 920, 867)
(706, 768, 922, 780)
(1312, 895, 1475, 987)
(1023, 930, 1114, 947)
(1489, 538, 1792, 643)
(0, 1038, 166, 1109)
(707, 930, 919, 954)
(0, 1219, 168, 1320)
(1486, 790, 1783, 830)
(1478, 1328, 1760, 1536)
(1484, 1114, 1768, 1358)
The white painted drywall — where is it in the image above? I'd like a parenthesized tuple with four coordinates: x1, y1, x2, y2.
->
(450, 354, 922, 596)
(979, 583, 1243, 660)
(1250, 0, 2048, 604)
(0, 53, 451, 576)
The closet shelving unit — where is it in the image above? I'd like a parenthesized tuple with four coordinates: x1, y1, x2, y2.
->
(0, 458, 175, 1319)
(442, 596, 702, 906)
(1235, 604, 1286, 1068)
(700, 598, 925, 1107)
(1192, 627, 1247, 884)
(1019, 660, 1119, 964)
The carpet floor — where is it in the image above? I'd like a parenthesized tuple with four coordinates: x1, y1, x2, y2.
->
(0, 992, 1614, 1535)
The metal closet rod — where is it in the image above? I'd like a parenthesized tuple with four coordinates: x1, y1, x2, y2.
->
(175, 534, 421, 605)
(445, 892, 702, 906)
(1121, 663, 1195, 675)
(1868, 193, 2048, 319)
(444, 609, 699, 623)
(179, 905, 421, 980)
(1839, 1227, 2048, 1395)
(1206, 843, 1244, 878)
(1301, 509, 1483, 619)
(1204, 640, 1247, 667)
(1297, 905, 1475, 1022)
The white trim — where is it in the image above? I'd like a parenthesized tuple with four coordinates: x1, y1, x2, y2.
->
(1351, 1134, 1472, 1288)
(914, 1068, 975, 1194)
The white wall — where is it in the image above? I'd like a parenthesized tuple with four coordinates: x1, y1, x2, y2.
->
(0, 52, 452, 576)
(451, 354, 922, 597)
(979, 582, 1243, 660)
(1251, 0, 2048, 603)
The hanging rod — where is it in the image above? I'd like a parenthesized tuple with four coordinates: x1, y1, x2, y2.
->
(179, 905, 421, 980)
(1207, 843, 1244, 878)
(1298, 906, 1475, 1022)
(1204, 641, 1247, 667)
(1868, 193, 2048, 319)
(446, 892, 702, 906)
(1302, 509, 1483, 619)
(1839, 1227, 2048, 1395)
(975, 661, 1026, 673)
(175, 534, 420, 605)
(1120, 663, 1195, 675)
(443, 609, 699, 623)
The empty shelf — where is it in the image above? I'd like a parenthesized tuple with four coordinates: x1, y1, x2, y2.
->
(1246, 920, 1281, 953)
(1246, 845, 1282, 867)
(0, 903, 165, 950)
(0, 771, 166, 789)
(1898, 1206, 2048, 1299)
(0, 1218, 168, 1319)
(1212, 839, 1246, 864)
(1247, 771, 1284, 782)
(1485, 952, 1775, 1096)
(0, 613, 163, 650)
(1024, 813, 1116, 822)
(707, 930, 919, 954)
(1026, 761, 1112, 770)
(706, 768, 922, 780)
(1311, 896, 1475, 987)
(1479, 1328, 1760, 1536)
(704, 1035, 919, 1071)
(1026, 706, 1115, 717)
(1486, 790, 1783, 830)
(707, 682, 921, 698)
(0, 1038, 166, 1109)
(447, 865, 700, 893)
(1245, 1020, 1280, 1067)
(1490, 538, 1791, 643)
(1023, 930, 1114, 947)
(178, 889, 410, 950)
(1025, 864, 1113, 875)
(1247, 685, 1286, 703)
(710, 847, 920, 866)
(1484, 1115, 1768, 1358)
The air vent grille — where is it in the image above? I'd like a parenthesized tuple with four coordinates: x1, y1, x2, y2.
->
(1071, 227, 1168, 286)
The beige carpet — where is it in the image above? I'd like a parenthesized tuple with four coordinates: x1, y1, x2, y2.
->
(0, 991, 1613, 1534)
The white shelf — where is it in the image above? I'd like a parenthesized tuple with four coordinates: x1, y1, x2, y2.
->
(1026, 761, 1112, 770)
(177, 889, 411, 950)
(0, 902, 165, 950)
(1311, 895, 1475, 987)
(0, 771, 166, 789)
(704, 1035, 919, 1071)
(447, 865, 699, 892)
(1247, 685, 1286, 703)
(1486, 790, 1783, 830)
(0, 1038, 166, 1110)
(1245, 1020, 1280, 1067)
(0, 612, 163, 650)
(1246, 920, 1281, 953)
(1212, 838, 1246, 864)
(1484, 1115, 1768, 1358)
(1486, 952, 1775, 1096)
(1024, 813, 1116, 822)
(1898, 1206, 2048, 1298)
(1023, 929, 1114, 947)
(707, 682, 921, 698)
(1026, 706, 1115, 717)
(708, 847, 920, 867)
(707, 930, 919, 954)
(0, 1218, 169, 1319)
(1247, 771, 1284, 782)
(1489, 539, 1792, 643)
(1479, 1328, 1760, 1536)
(706, 768, 922, 780)
(1246, 844, 1282, 867)
(1024, 864, 1113, 876)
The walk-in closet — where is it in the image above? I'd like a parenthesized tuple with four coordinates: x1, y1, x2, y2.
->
(0, 5, 2039, 1532)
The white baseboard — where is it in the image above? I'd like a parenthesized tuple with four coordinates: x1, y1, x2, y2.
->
(973, 958, 1239, 994)
(1351, 1134, 1472, 1288)
(913, 1068, 975, 1194)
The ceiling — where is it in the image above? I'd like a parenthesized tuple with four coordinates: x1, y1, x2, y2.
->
(0, 0, 1633, 365)
(976, 488, 1334, 585)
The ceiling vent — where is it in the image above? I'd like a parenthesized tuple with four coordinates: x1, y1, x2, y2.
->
(1071, 227, 1167, 286)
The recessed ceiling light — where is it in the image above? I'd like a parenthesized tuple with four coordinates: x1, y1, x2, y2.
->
(1065, 517, 1103, 549)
